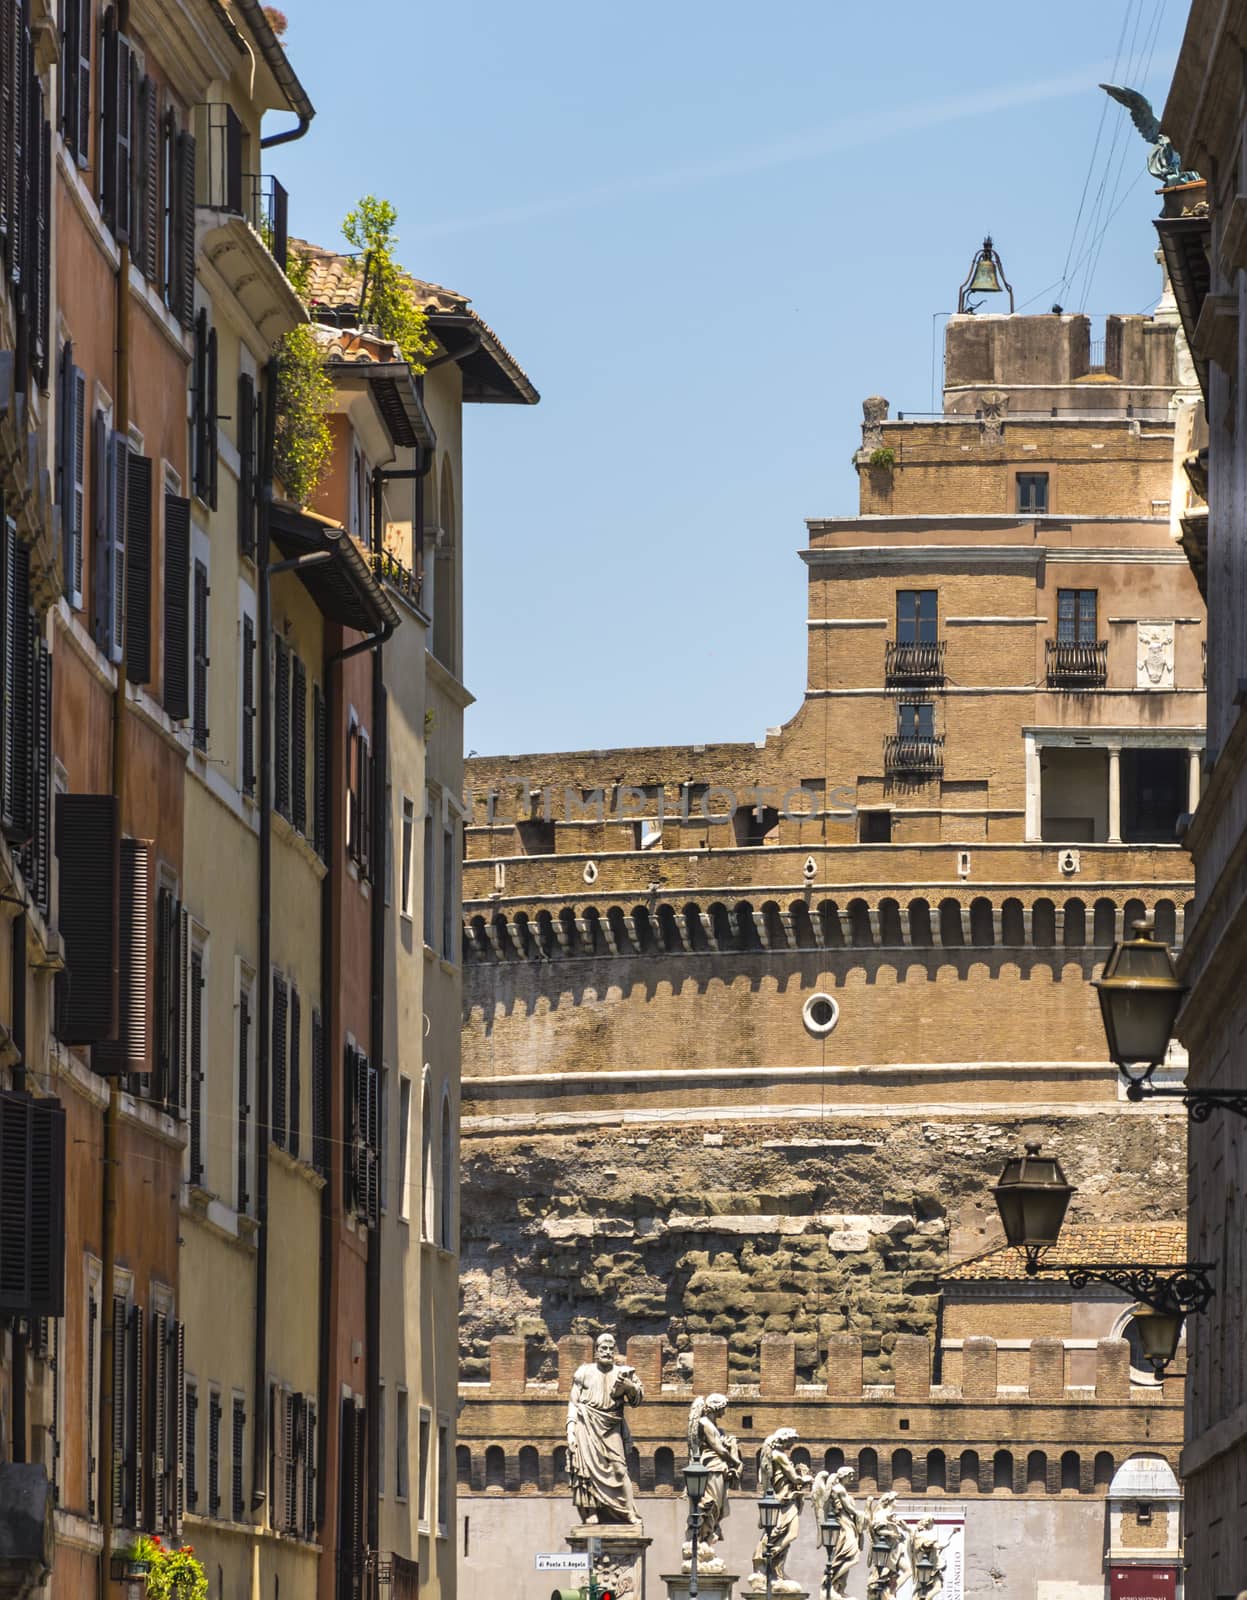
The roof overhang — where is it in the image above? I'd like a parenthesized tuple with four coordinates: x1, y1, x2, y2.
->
(198, 214, 307, 342)
(269, 504, 400, 633)
(1155, 208, 1211, 401)
(426, 310, 540, 406)
(326, 360, 436, 450)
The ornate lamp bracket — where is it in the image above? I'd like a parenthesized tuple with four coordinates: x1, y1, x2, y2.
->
(1052, 1261, 1214, 1315)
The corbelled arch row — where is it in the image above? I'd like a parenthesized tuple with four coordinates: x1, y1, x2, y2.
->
(463, 891, 1188, 963)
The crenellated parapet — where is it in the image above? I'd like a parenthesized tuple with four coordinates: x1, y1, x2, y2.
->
(456, 1331, 1181, 1499)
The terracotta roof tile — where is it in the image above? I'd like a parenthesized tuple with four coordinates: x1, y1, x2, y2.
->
(943, 1223, 1187, 1282)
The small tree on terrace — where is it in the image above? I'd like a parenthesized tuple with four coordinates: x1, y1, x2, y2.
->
(342, 196, 437, 372)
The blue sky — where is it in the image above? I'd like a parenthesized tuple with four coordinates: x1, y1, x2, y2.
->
(268, 0, 1190, 756)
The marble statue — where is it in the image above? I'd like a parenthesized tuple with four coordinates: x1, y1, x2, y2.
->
(863, 1493, 909, 1600)
(811, 1466, 865, 1600)
(907, 1515, 947, 1600)
(684, 1393, 742, 1567)
(746, 1428, 813, 1594)
(1100, 85, 1200, 186)
(566, 1332, 644, 1525)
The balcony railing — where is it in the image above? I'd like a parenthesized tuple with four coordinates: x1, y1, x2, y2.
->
(885, 639, 945, 686)
(197, 104, 289, 269)
(371, 548, 423, 610)
(884, 734, 944, 778)
(1046, 639, 1108, 689)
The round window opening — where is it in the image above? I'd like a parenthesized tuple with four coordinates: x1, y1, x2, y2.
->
(803, 992, 839, 1037)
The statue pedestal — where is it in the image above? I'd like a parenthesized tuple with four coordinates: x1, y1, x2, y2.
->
(566, 1524, 651, 1600)
(662, 1571, 742, 1600)
(742, 1584, 809, 1599)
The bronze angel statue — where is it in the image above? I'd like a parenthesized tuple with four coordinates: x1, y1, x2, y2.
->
(1101, 84, 1200, 186)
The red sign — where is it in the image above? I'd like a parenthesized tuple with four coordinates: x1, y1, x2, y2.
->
(1110, 1567, 1177, 1600)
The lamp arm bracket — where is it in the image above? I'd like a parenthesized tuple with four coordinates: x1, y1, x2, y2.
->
(1059, 1261, 1214, 1315)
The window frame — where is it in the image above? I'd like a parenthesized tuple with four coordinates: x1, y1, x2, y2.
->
(1016, 471, 1049, 514)
(895, 589, 937, 645)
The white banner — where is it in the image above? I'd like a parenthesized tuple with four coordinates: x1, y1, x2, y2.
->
(892, 1503, 966, 1600)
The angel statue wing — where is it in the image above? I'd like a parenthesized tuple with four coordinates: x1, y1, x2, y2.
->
(811, 1470, 831, 1528)
(1100, 83, 1162, 143)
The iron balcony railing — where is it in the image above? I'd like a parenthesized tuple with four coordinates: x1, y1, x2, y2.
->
(884, 734, 944, 778)
(197, 104, 289, 270)
(371, 548, 423, 610)
(885, 639, 945, 686)
(1046, 638, 1108, 689)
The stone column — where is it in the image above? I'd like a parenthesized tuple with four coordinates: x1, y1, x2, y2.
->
(1107, 745, 1122, 844)
(1188, 748, 1202, 815)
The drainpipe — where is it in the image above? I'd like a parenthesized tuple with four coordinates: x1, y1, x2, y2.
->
(365, 663, 386, 1590)
(100, 13, 133, 1574)
(11, 909, 26, 1463)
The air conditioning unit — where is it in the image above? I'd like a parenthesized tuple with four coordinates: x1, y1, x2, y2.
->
(1059, 848, 1081, 875)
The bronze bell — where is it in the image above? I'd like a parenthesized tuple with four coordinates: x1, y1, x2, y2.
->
(958, 235, 1014, 313)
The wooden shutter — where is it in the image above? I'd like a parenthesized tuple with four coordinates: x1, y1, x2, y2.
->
(136, 75, 158, 281)
(173, 130, 195, 329)
(365, 1057, 379, 1225)
(231, 1397, 245, 1519)
(0, 0, 11, 247)
(7, 0, 24, 288)
(303, 1400, 317, 1539)
(94, 426, 127, 665)
(191, 309, 207, 498)
(310, 1009, 326, 1176)
(188, 947, 204, 1183)
(206, 324, 218, 509)
(57, 344, 85, 606)
(0, 1090, 66, 1315)
(128, 1301, 143, 1527)
(352, 1403, 365, 1590)
(60, 0, 79, 153)
(113, 31, 132, 244)
(273, 635, 289, 818)
(192, 558, 208, 748)
(110, 1293, 126, 1524)
(224, 104, 242, 214)
(236, 371, 255, 557)
(150, 1307, 167, 1528)
(169, 1318, 185, 1535)
(1, 516, 30, 834)
(77, 0, 90, 168)
(241, 614, 255, 795)
(70, 368, 85, 606)
(269, 1383, 284, 1528)
(162, 493, 190, 720)
(312, 683, 326, 859)
(292, 655, 307, 834)
(124, 452, 151, 684)
(271, 973, 287, 1151)
(185, 1383, 197, 1511)
(86, 1288, 98, 1518)
(94, 838, 152, 1075)
(54, 793, 118, 1042)
(109, 432, 128, 663)
(338, 1399, 360, 1593)
(153, 887, 182, 1108)
(208, 1390, 221, 1514)
(288, 986, 301, 1161)
(283, 1390, 296, 1533)
(237, 987, 250, 1210)
(33, 86, 49, 385)
(99, 6, 116, 229)
(21, 632, 51, 914)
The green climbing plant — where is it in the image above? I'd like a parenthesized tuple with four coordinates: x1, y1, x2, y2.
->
(126, 1535, 208, 1600)
(868, 446, 896, 470)
(342, 196, 437, 371)
(274, 322, 333, 506)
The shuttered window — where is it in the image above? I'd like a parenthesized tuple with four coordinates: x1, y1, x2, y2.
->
(271, 972, 288, 1151)
(303, 1400, 317, 1539)
(0, 513, 30, 835)
(150, 1307, 167, 1528)
(20, 631, 52, 915)
(170, 1317, 185, 1536)
(269, 1387, 316, 1538)
(31, 79, 50, 386)
(86, 1288, 98, 1518)
(54, 793, 118, 1043)
(231, 1397, 245, 1521)
(60, 0, 88, 165)
(346, 724, 373, 878)
(153, 888, 184, 1111)
(124, 452, 152, 685)
(273, 635, 290, 818)
(338, 1399, 366, 1598)
(288, 987, 301, 1161)
(169, 129, 195, 328)
(8, 0, 26, 292)
(57, 345, 86, 608)
(100, 14, 132, 243)
(162, 493, 190, 720)
(237, 372, 256, 558)
(312, 683, 327, 859)
(0, 1090, 66, 1316)
(134, 75, 159, 283)
(207, 1389, 221, 1515)
(344, 1042, 379, 1227)
(126, 1300, 143, 1527)
(93, 421, 128, 666)
(192, 558, 209, 749)
(94, 837, 152, 1076)
(237, 984, 251, 1212)
(311, 1009, 326, 1176)
(188, 947, 205, 1184)
(291, 655, 307, 834)
(191, 310, 218, 507)
(110, 1293, 126, 1523)
(241, 614, 256, 795)
(185, 1383, 198, 1511)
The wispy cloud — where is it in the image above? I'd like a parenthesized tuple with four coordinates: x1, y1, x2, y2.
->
(414, 65, 1115, 239)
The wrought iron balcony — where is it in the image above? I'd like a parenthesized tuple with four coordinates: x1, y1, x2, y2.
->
(197, 104, 289, 270)
(371, 548, 423, 610)
(884, 734, 944, 778)
(885, 639, 945, 686)
(1046, 639, 1108, 689)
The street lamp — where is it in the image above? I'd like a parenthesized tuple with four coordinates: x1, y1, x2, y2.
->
(990, 1140, 1214, 1374)
(818, 1509, 837, 1600)
(1093, 917, 1247, 1118)
(990, 1142, 1075, 1276)
(682, 1456, 713, 1599)
(757, 1491, 781, 1600)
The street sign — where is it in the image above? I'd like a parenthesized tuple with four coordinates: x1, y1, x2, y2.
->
(535, 1554, 590, 1572)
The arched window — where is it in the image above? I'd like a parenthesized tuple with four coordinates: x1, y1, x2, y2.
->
(439, 1092, 454, 1249)
(791, 1446, 811, 1473)
(421, 1070, 433, 1241)
(518, 1446, 540, 1491)
(1061, 1450, 1081, 1492)
(485, 1445, 505, 1490)
(993, 1449, 1013, 1492)
(824, 1447, 845, 1474)
(654, 1447, 675, 1490)
(858, 1448, 878, 1492)
(1027, 1450, 1047, 1492)
(553, 1446, 568, 1486)
(892, 1449, 913, 1492)
(1094, 1451, 1114, 1489)
(958, 1450, 980, 1494)
(456, 1445, 472, 1486)
(926, 1449, 946, 1493)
